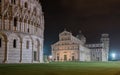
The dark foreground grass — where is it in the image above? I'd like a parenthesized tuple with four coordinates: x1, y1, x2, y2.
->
(0, 62, 120, 75)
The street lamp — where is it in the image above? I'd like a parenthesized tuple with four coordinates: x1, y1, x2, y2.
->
(111, 53, 116, 60)
(49, 55, 53, 59)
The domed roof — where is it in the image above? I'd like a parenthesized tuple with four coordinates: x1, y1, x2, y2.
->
(76, 30, 85, 40)
(76, 30, 86, 44)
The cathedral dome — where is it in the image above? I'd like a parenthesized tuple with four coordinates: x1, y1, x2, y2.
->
(76, 30, 86, 44)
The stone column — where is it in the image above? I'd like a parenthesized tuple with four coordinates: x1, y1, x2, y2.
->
(11, 18, 13, 31)
(2, 16, 5, 30)
(26, 20, 29, 33)
(41, 42, 44, 62)
(31, 42, 34, 63)
(17, 18, 20, 32)
(2, 0, 4, 14)
(28, 20, 30, 34)
(20, 19, 22, 32)
(3, 39, 8, 63)
(19, 40, 22, 63)
(24, 19, 26, 33)
(9, 17, 11, 30)
(38, 43, 40, 62)
(33, 22, 35, 34)
(29, 21, 32, 34)
(18, 0, 20, 6)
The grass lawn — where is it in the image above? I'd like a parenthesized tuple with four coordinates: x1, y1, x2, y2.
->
(0, 62, 120, 75)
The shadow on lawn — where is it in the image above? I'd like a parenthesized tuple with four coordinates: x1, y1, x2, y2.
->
(45, 72, 58, 75)
(115, 71, 120, 75)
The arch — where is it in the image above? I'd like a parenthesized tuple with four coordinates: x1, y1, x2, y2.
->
(0, 32, 8, 47)
(22, 35, 33, 63)
(33, 39, 40, 61)
(30, 36, 41, 62)
(26, 40, 29, 49)
(25, 2, 28, 8)
(8, 33, 21, 42)
(22, 35, 33, 49)
(13, 39, 17, 48)
(14, 0, 16, 4)
(72, 56, 75, 61)
(27, 28, 29, 33)
(64, 55, 67, 61)
(14, 17, 17, 27)
(11, 0, 16, 4)
(0, 32, 8, 41)
(0, 32, 8, 63)
(8, 33, 21, 63)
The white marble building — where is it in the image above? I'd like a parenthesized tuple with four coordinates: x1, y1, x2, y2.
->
(51, 30, 109, 62)
(86, 34, 109, 61)
(51, 30, 90, 62)
(0, 0, 44, 63)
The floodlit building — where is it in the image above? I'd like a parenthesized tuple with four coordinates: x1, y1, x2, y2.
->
(86, 34, 109, 61)
(51, 30, 109, 62)
(0, 0, 44, 63)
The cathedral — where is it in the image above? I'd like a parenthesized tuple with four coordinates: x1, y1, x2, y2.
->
(51, 30, 109, 62)
(0, 0, 44, 63)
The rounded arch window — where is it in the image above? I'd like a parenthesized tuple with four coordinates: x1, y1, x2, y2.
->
(27, 28, 29, 33)
(25, 2, 28, 8)
(13, 39, 17, 48)
(14, 17, 17, 27)
(34, 7, 37, 15)
(20, 18, 22, 22)
(11, 0, 16, 4)
(26, 40, 29, 49)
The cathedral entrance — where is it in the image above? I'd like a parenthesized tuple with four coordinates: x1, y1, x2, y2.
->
(97, 57, 100, 61)
(33, 39, 40, 62)
(57, 56, 59, 61)
(64, 55, 67, 61)
(34, 51, 37, 61)
(72, 56, 75, 61)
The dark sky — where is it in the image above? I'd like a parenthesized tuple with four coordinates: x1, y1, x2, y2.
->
(40, 0, 120, 59)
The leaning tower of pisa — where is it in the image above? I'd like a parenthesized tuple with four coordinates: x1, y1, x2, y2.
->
(0, 0, 44, 63)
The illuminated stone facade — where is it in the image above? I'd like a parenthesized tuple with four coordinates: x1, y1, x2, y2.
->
(86, 34, 109, 61)
(51, 30, 90, 62)
(0, 0, 44, 63)
(52, 30, 109, 62)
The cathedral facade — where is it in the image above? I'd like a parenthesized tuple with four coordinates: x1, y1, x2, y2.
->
(0, 0, 44, 63)
(51, 30, 109, 62)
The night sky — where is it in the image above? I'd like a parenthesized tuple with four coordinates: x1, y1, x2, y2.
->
(40, 0, 120, 60)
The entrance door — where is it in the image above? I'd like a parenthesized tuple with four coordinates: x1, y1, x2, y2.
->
(97, 57, 100, 61)
(64, 55, 67, 61)
(57, 56, 59, 61)
(34, 51, 37, 61)
(72, 56, 75, 61)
